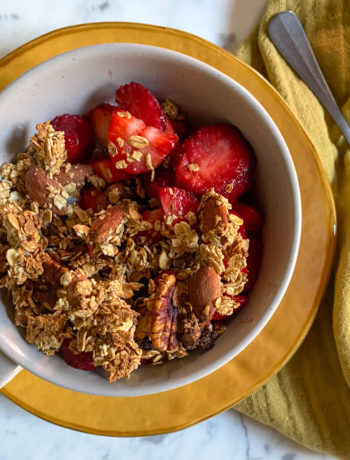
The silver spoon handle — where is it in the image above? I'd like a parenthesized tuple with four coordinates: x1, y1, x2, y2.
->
(268, 11, 350, 146)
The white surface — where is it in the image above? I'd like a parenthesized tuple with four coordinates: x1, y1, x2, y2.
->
(0, 43, 301, 397)
(0, 351, 21, 388)
(0, 0, 335, 459)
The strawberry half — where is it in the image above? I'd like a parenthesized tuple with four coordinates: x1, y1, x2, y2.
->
(174, 123, 255, 200)
(115, 81, 166, 131)
(90, 103, 115, 146)
(81, 187, 107, 213)
(232, 203, 263, 233)
(61, 338, 94, 371)
(108, 109, 178, 175)
(51, 114, 95, 163)
(91, 158, 131, 183)
(159, 186, 198, 216)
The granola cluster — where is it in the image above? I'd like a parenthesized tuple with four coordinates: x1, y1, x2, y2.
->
(0, 123, 249, 382)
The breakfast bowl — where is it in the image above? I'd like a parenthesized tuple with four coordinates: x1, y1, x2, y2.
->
(0, 43, 301, 397)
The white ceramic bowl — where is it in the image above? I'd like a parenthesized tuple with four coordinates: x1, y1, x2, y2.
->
(0, 43, 301, 396)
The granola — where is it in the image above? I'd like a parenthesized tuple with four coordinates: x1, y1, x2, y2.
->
(0, 84, 262, 382)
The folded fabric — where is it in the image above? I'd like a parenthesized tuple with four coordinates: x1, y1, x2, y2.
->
(233, 0, 350, 456)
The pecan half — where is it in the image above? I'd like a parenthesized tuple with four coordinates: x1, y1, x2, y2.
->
(188, 265, 221, 322)
(25, 166, 67, 215)
(151, 273, 178, 352)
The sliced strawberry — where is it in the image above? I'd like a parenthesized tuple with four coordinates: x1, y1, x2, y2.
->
(144, 168, 175, 199)
(91, 158, 131, 183)
(61, 338, 94, 371)
(212, 295, 249, 320)
(233, 203, 263, 233)
(90, 103, 115, 147)
(174, 123, 255, 200)
(139, 208, 165, 243)
(172, 119, 189, 139)
(51, 114, 95, 163)
(108, 110, 178, 175)
(244, 233, 263, 293)
(81, 187, 107, 213)
(159, 186, 198, 217)
(115, 81, 166, 131)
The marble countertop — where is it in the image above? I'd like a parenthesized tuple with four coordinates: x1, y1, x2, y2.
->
(0, 1, 336, 459)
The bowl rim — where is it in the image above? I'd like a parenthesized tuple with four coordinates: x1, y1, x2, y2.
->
(0, 42, 302, 396)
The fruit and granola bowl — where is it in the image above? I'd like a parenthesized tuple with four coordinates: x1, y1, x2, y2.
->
(0, 44, 301, 396)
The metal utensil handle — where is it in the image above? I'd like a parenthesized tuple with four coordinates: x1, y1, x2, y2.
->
(268, 11, 350, 146)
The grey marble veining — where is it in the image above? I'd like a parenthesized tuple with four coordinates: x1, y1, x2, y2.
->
(0, 0, 337, 459)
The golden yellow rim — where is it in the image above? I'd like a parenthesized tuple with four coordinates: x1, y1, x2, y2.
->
(0, 22, 336, 436)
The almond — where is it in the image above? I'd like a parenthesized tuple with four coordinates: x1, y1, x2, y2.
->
(25, 166, 67, 215)
(188, 265, 221, 322)
(200, 196, 228, 236)
(90, 201, 136, 244)
(55, 164, 94, 188)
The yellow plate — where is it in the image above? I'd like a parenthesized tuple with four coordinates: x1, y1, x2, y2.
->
(0, 23, 336, 436)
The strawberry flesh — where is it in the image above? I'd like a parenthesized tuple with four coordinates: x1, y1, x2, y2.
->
(91, 158, 131, 183)
(51, 114, 95, 163)
(61, 338, 94, 371)
(144, 168, 175, 199)
(115, 81, 166, 131)
(232, 203, 263, 233)
(90, 103, 115, 147)
(158, 186, 199, 216)
(175, 123, 255, 200)
(81, 187, 107, 213)
(108, 110, 178, 175)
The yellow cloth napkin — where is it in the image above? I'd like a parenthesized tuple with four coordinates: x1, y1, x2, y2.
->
(233, 0, 350, 457)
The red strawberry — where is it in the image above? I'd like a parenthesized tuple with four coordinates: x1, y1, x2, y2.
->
(172, 119, 189, 139)
(174, 123, 255, 200)
(212, 295, 249, 320)
(108, 110, 178, 175)
(158, 186, 199, 216)
(90, 103, 115, 146)
(91, 158, 131, 183)
(115, 81, 166, 131)
(139, 208, 165, 243)
(61, 338, 94, 371)
(144, 168, 175, 199)
(244, 233, 263, 293)
(81, 187, 107, 213)
(233, 203, 263, 233)
(51, 114, 95, 163)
